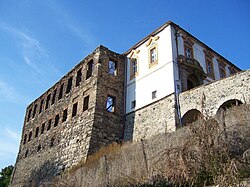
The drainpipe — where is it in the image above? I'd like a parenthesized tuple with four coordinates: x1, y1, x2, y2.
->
(174, 26, 182, 127)
(122, 55, 127, 141)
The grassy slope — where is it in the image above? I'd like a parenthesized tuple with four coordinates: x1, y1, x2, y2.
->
(42, 104, 250, 187)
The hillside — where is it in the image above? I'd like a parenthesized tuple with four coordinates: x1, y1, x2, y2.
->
(41, 104, 250, 187)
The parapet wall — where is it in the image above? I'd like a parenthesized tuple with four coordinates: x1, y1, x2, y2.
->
(179, 70, 250, 119)
(124, 70, 250, 142)
(124, 94, 176, 142)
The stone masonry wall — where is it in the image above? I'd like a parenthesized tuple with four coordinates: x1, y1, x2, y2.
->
(10, 46, 125, 187)
(88, 48, 125, 155)
(179, 70, 250, 119)
(124, 94, 176, 142)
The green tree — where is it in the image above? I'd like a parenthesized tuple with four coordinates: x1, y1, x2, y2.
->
(0, 165, 14, 187)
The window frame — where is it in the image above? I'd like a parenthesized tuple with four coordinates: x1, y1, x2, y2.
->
(83, 95, 90, 112)
(108, 60, 117, 76)
(206, 57, 215, 79)
(106, 95, 116, 113)
(72, 102, 78, 117)
(148, 45, 158, 68)
(152, 90, 157, 100)
(130, 58, 139, 80)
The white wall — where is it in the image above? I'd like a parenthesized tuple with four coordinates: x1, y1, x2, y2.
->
(126, 25, 175, 114)
(177, 32, 232, 85)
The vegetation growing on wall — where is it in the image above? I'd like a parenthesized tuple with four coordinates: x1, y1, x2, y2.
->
(42, 104, 250, 186)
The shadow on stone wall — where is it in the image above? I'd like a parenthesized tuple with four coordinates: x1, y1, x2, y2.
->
(26, 161, 63, 187)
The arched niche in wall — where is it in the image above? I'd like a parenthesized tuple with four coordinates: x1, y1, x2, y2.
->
(216, 99, 243, 120)
(181, 109, 203, 127)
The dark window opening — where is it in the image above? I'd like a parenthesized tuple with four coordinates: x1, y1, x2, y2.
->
(76, 69, 82, 87)
(106, 95, 115, 112)
(27, 108, 32, 122)
(54, 114, 59, 127)
(83, 95, 89, 111)
(25, 149, 29, 158)
(28, 131, 32, 142)
(51, 89, 57, 105)
(86, 60, 94, 79)
(41, 123, 45, 134)
(62, 109, 68, 122)
(39, 99, 44, 113)
(35, 127, 39, 138)
(152, 90, 157, 99)
(37, 144, 41, 152)
(66, 77, 73, 94)
(108, 60, 117, 75)
(45, 94, 51, 109)
(58, 84, 64, 100)
(50, 138, 55, 147)
(32, 104, 37, 118)
(131, 100, 136, 109)
(23, 134, 27, 145)
(47, 119, 51, 131)
(72, 102, 78, 117)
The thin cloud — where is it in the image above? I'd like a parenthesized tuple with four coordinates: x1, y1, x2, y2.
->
(46, 1, 97, 48)
(0, 78, 29, 104)
(5, 128, 21, 142)
(67, 23, 97, 47)
(24, 56, 42, 74)
(0, 23, 49, 74)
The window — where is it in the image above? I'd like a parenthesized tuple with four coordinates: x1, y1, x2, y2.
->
(219, 63, 226, 78)
(41, 123, 45, 134)
(50, 138, 55, 147)
(39, 99, 44, 113)
(45, 94, 51, 109)
(32, 104, 37, 118)
(23, 134, 27, 145)
(72, 102, 78, 117)
(130, 58, 138, 80)
(185, 45, 193, 58)
(229, 67, 236, 75)
(51, 89, 57, 105)
(62, 109, 67, 122)
(54, 114, 59, 127)
(35, 127, 39, 138)
(131, 100, 136, 109)
(76, 69, 82, 87)
(206, 58, 214, 78)
(28, 131, 32, 142)
(83, 95, 90, 111)
(108, 60, 117, 75)
(37, 144, 41, 152)
(25, 149, 29, 158)
(86, 60, 94, 79)
(47, 119, 51, 131)
(149, 47, 157, 64)
(27, 108, 32, 122)
(106, 95, 115, 112)
(152, 90, 157, 99)
(66, 76, 73, 94)
(58, 84, 64, 100)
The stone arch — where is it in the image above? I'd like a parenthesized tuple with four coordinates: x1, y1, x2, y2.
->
(216, 99, 243, 117)
(213, 94, 245, 116)
(181, 109, 203, 126)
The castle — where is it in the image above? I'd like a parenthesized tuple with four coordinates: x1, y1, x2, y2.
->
(10, 21, 250, 186)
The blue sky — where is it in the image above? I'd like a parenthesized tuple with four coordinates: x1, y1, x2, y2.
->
(0, 0, 249, 170)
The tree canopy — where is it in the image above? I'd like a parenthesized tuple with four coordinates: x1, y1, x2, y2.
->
(0, 165, 14, 187)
